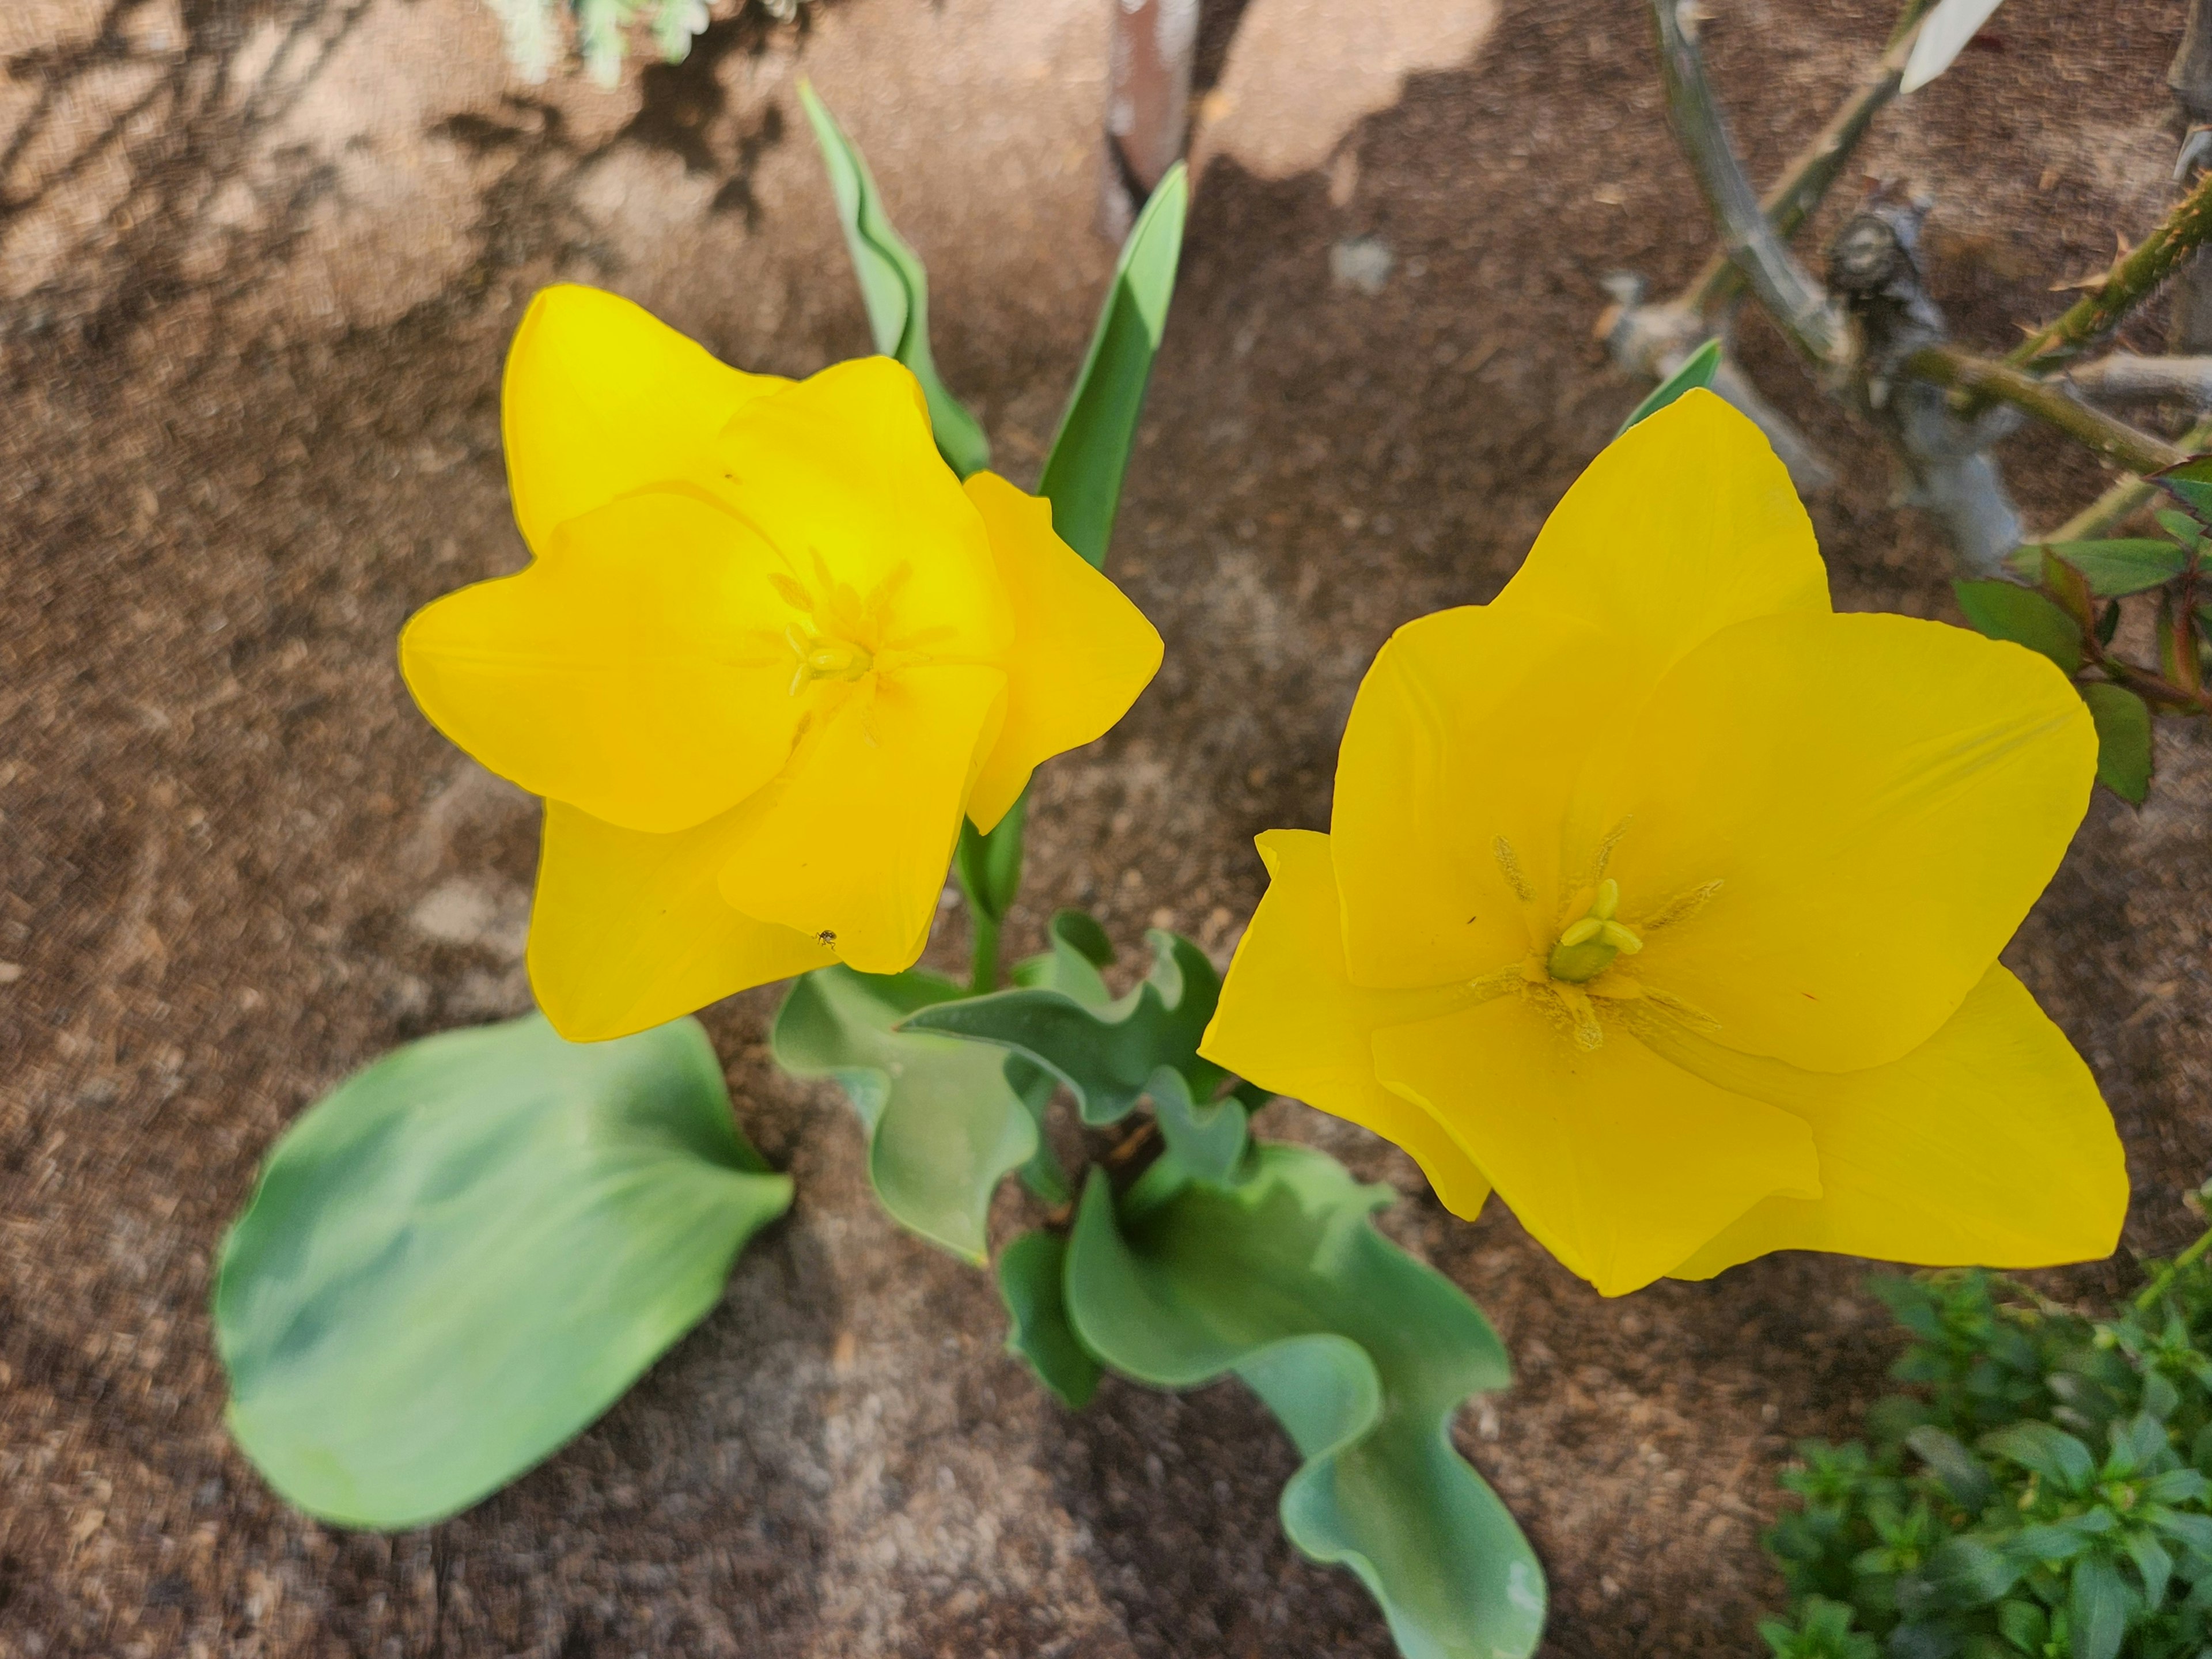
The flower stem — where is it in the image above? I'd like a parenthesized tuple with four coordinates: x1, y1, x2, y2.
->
(968, 902, 1002, 996)
(2135, 1221, 2212, 1315)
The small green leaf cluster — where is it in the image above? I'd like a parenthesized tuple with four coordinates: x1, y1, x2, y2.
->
(482, 0, 805, 87)
(1760, 1228, 2212, 1659)
(1959, 467, 2212, 804)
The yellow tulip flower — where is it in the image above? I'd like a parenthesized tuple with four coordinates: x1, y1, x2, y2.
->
(400, 285, 1162, 1042)
(1201, 390, 2125, 1296)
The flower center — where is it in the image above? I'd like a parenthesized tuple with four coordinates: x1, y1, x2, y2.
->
(785, 625, 874, 692)
(1545, 878, 1645, 984)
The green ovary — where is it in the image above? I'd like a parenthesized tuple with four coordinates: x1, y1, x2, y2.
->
(1546, 878, 1644, 984)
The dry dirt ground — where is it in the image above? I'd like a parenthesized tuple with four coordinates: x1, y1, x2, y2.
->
(5, 0, 2211, 1654)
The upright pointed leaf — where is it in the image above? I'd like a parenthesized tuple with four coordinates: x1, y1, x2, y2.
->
(1038, 162, 1188, 568)
(903, 928, 1224, 1125)
(215, 1013, 790, 1531)
(798, 79, 991, 479)
(1619, 338, 1722, 435)
(772, 965, 1036, 1263)
(1066, 1144, 1546, 1659)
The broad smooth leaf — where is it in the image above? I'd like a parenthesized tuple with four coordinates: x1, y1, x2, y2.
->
(215, 1013, 790, 1531)
(1619, 338, 1722, 435)
(798, 79, 991, 479)
(772, 966, 1039, 1263)
(1954, 579, 2084, 674)
(997, 1229, 1103, 1409)
(1066, 1143, 1547, 1659)
(1900, 0, 2006, 94)
(2006, 540, 2191, 598)
(1905, 1425, 1995, 1512)
(903, 927, 1225, 1126)
(2068, 1552, 2129, 1659)
(1980, 1422, 2097, 1495)
(1038, 162, 1188, 568)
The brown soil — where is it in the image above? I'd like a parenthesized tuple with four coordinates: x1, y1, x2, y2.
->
(5, 1, 2210, 1656)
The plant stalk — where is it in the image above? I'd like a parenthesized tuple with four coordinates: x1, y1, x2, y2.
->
(1907, 346, 2188, 476)
(2008, 167, 2212, 376)
(2135, 1221, 2212, 1315)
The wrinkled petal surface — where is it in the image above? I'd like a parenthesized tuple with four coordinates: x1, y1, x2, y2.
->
(400, 492, 801, 836)
(692, 357, 1012, 662)
(504, 284, 787, 554)
(1493, 387, 1830, 683)
(1371, 997, 1821, 1295)
(1332, 604, 1623, 988)
(530, 801, 834, 1043)
(961, 471, 1164, 832)
(1199, 830, 1493, 1218)
(1592, 611, 2097, 1072)
(717, 664, 1006, 973)
(1654, 965, 2125, 1278)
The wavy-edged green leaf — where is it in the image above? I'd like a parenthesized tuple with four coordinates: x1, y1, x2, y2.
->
(1900, 0, 2005, 94)
(1954, 579, 2083, 673)
(215, 1013, 789, 1531)
(1146, 1065, 1249, 1186)
(1039, 162, 1188, 568)
(2080, 681, 2153, 804)
(1010, 907, 1116, 1005)
(998, 1229, 1102, 1409)
(772, 965, 1037, 1263)
(2006, 540, 2191, 597)
(798, 79, 990, 479)
(1066, 1143, 1546, 1659)
(1619, 338, 1721, 435)
(903, 927, 1224, 1126)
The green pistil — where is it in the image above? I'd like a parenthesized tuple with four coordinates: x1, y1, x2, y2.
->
(1546, 878, 1644, 984)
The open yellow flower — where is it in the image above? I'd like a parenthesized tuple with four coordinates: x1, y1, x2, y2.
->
(400, 285, 1161, 1042)
(1201, 390, 2125, 1296)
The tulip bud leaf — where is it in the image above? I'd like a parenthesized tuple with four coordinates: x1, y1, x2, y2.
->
(995, 1230, 1103, 1410)
(1039, 162, 1188, 569)
(214, 1013, 790, 1531)
(1064, 1144, 1546, 1659)
(1953, 579, 2083, 675)
(902, 926, 1226, 1127)
(1618, 336, 1722, 435)
(2079, 681, 2152, 804)
(798, 79, 992, 480)
(772, 965, 1043, 1263)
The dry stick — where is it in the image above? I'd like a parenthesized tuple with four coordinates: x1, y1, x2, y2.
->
(1647, 0, 1846, 366)
(2067, 353, 2212, 405)
(1907, 347, 2190, 476)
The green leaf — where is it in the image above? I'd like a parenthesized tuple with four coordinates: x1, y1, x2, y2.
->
(2067, 1553, 2128, 1659)
(2079, 682, 2153, 805)
(2153, 508, 2202, 547)
(1955, 579, 2084, 674)
(902, 927, 1225, 1126)
(797, 79, 990, 479)
(1981, 1423, 2097, 1494)
(1619, 337, 1722, 435)
(996, 1230, 1102, 1410)
(215, 1013, 790, 1531)
(1906, 1425, 1995, 1512)
(1146, 1065, 1250, 1187)
(771, 965, 1037, 1263)
(1997, 1599, 2048, 1653)
(1037, 162, 1188, 569)
(1010, 908, 1116, 1005)
(1065, 1143, 1546, 1659)
(2153, 454, 2212, 521)
(954, 791, 1027, 925)
(2006, 540, 2191, 598)
(1925, 1536, 2022, 1606)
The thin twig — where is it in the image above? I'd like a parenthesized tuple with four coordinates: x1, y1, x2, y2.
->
(2067, 353, 2212, 406)
(1649, 0, 1847, 365)
(1907, 346, 2188, 476)
(2006, 168, 2212, 374)
(2047, 410, 2212, 540)
(1684, 0, 1937, 314)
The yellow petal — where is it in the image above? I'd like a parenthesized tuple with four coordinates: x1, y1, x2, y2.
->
(1591, 610, 2097, 1073)
(530, 800, 833, 1043)
(960, 471, 1164, 832)
(399, 491, 801, 836)
(1494, 387, 1830, 684)
(1331, 603, 1624, 988)
(1371, 995, 1820, 1296)
(694, 357, 1013, 664)
(716, 663, 1007, 974)
(503, 284, 787, 555)
(1653, 965, 2124, 1278)
(1199, 830, 1493, 1217)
